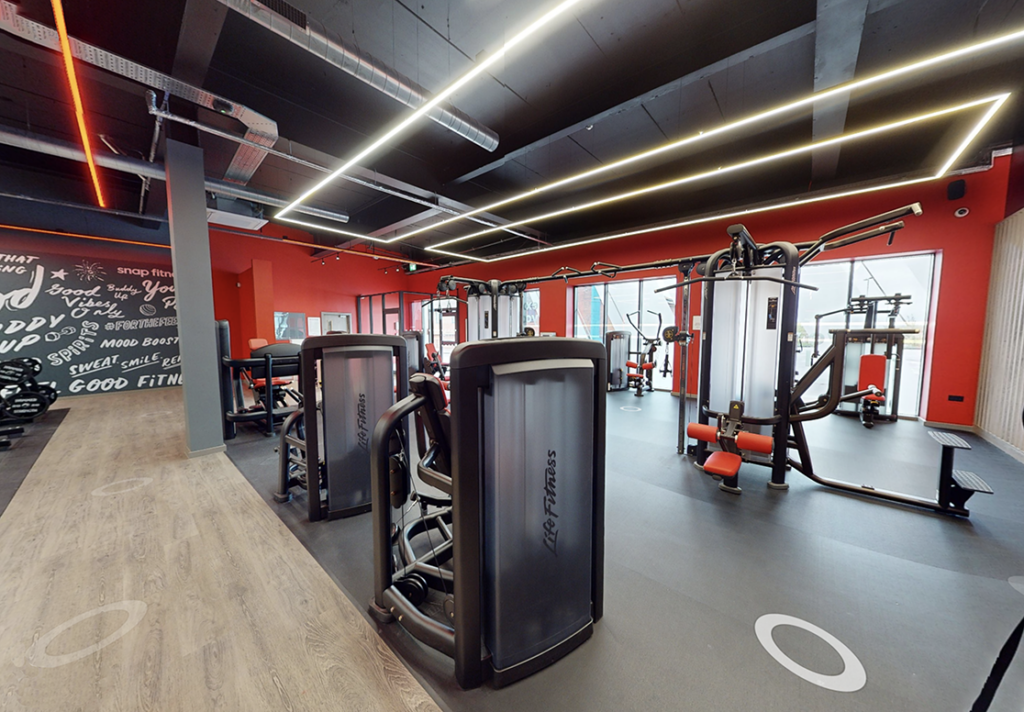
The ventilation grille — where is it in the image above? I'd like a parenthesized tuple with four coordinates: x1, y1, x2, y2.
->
(257, 0, 306, 29)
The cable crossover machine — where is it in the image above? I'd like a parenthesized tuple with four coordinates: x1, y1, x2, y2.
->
(656, 203, 993, 517)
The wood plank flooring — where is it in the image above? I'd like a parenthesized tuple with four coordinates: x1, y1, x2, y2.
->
(0, 387, 441, 712)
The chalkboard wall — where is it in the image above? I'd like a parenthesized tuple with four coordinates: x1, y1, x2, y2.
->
(0, 248, 181, 397)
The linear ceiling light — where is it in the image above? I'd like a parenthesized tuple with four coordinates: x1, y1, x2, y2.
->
(50, 0, 105, 208)
(386, 24, 1024, 244)
(427, 93, 1009, 264)
(275, 0, 585, 222)
(428, 94, 1008, 251)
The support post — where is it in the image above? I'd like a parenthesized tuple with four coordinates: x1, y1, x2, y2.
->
(165, 139, 225, 457)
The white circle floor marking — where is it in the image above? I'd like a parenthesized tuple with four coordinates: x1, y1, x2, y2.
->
(90, 478, 153, 497)
(1009, 576, 1024, 596)
(18, 600, 148, 668)
(754, 614, 866, 692)
(620, 406, 642, 412)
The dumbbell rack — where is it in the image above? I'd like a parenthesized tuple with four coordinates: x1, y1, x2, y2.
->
(0, 358, 58, 424)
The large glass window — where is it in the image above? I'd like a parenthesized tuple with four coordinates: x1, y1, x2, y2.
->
(522, 289, 540, 334)
(641, 278, 677, 391)
(795, 253, 934, 416)
(574, 284, 605, 340)
(573, 276, 681, 391)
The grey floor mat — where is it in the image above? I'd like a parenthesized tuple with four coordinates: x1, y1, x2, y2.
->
(227, 392, 1024, 711)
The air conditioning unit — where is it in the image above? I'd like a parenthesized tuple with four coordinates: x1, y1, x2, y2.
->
(206, 195, 268, 231)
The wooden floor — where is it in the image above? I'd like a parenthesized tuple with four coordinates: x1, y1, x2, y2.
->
(0, 388, 441, 712)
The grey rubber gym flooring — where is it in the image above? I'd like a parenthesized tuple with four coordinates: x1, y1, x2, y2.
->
(0, 408, 66, 516)
(226, 392, 1024, 711)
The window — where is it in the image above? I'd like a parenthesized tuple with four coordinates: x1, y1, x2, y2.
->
(522, 289, 540, 334)
(573, 276, 682, 391)
(574, 284, 605, 340)
(274, 312, 306, 343)
(795, 253, 934, 416)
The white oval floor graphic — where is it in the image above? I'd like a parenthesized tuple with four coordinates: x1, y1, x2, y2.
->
(1009, 576, 1024, 596)
(620, 406, 642, 412)
(18, 600, 148, 668)
(91, 478, 153, 497)
(755, 614, 866, 692)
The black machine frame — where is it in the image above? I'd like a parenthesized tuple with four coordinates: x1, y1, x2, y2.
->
(369, 338, 607, 689)
(216, 320, 301, 440)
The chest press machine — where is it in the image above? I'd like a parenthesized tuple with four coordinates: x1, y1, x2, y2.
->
(658, 204, 993, 516)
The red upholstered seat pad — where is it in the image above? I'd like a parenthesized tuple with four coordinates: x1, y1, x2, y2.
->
(252, 377, 290, 387)
(704, 451, 742, 477)
(640, 363, 655, 370)
(858, 354, 887, 402)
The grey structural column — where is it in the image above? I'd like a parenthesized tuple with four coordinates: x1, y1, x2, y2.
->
(165, 138, 226, 457)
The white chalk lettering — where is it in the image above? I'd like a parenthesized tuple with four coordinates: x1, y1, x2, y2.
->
(136, 373, 182, 388)
(69, 355, 120, 377)
(68, 377, 128, 394)
(0, 265, 44, 312)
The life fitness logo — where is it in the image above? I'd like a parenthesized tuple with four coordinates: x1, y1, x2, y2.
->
(542, 449, 558, 555)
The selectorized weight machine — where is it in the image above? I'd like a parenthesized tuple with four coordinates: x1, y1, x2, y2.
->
(275, 334, 407, 521)
(657, 203, 991, 516)
(624, 311, 662, 397)
(812, 293, 915, 427)
(369, 338, 606, 688)
(436, 276, 527, 341)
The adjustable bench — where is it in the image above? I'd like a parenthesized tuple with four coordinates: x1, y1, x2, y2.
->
(927, 430, 992, 515)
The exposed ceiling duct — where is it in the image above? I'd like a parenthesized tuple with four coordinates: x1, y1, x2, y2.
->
(143, 91, 547, 243)
(215, 0, 499, 153)
(0, 124, 350, 225)
(0, 0, 277, 185)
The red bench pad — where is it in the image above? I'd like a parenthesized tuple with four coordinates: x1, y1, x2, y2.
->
(704, 451, 742, 477)
(858, 354, 887, 402)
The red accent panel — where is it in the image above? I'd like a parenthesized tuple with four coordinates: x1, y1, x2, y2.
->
(736, 431, 773, 454)
(704, 451, 742, 476)
(687, 423, 719, 443)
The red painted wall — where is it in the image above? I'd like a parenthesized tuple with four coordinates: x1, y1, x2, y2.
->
(402, 157, 1011, 425)
(208, 223, 407, 357)
(2, 155, 1010, 427)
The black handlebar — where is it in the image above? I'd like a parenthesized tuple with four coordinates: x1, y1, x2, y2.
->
(626, 310, 663, 343)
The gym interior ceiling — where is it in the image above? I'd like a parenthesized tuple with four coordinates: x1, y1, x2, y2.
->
(1, 0, 1023, 265)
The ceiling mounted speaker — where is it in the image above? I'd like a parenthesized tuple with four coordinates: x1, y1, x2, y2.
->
(947, 179, 966, 201)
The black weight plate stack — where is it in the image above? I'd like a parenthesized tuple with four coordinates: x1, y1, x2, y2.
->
(0, 360, 32, 387)
(2, 391, 49, 421)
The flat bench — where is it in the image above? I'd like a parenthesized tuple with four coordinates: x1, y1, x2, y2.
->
(927, 430, 992, 515)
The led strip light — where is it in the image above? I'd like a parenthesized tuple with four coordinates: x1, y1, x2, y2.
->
(429, 94, 1008, 252)
(50, 0, 105, 208)
(272, 23, 1024, 258)
(384, 24, 1024, 244)
(274, 0, 585, 223)
(426, 92, 1009, 263)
